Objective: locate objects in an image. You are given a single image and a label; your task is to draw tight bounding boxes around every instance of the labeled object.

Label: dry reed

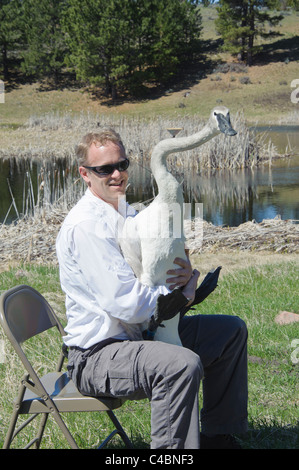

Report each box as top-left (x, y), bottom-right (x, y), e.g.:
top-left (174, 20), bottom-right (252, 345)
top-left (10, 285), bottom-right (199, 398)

top-left (0, 110), bottom-right (283, 168)
top-left (0, 109), bottom-right (286, 225)
top-left (1, 209), bottom-right (298, 270)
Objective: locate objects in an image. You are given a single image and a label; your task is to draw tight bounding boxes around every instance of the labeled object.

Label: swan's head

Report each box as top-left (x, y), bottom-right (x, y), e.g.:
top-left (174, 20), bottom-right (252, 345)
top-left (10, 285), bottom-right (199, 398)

top-left (210, 106), bottom-right (237, 136)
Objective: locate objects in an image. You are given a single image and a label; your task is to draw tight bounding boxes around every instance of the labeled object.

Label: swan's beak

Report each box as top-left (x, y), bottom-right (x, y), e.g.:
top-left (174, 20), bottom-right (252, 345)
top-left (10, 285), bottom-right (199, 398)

top-left (216, 113), bottom-right (237, 136)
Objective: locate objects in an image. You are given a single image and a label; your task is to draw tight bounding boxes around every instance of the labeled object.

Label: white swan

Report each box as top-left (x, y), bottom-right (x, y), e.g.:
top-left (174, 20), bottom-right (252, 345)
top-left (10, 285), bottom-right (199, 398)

top-left (119, 106), bottom-right (236, 345)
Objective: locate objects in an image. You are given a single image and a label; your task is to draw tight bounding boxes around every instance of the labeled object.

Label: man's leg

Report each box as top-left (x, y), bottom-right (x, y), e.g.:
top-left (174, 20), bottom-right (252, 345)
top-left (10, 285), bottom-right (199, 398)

top-left (68, 339), bottom-right (203, 449)
top-left (179, 314), bottom-right (248, 436)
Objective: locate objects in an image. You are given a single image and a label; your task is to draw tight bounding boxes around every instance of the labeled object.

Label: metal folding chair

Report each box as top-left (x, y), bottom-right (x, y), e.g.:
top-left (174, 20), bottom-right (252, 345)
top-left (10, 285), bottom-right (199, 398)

top-left (0, 284), bottom-right (133, 449)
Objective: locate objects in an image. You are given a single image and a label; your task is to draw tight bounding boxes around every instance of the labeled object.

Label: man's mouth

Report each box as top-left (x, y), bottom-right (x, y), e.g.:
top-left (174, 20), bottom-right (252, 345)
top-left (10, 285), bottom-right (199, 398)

top-left (109, 180), bottom-right (124, 188)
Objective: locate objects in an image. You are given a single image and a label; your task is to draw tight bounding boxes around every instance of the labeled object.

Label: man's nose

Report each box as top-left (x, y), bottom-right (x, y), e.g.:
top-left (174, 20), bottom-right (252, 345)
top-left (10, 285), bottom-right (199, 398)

top-left (111, 168), bottom-right (122, 178)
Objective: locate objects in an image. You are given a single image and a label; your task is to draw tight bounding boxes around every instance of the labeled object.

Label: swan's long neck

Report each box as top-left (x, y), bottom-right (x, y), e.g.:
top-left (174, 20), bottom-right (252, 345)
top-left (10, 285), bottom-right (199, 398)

top-left (150, 122), bottom-right (219, 201)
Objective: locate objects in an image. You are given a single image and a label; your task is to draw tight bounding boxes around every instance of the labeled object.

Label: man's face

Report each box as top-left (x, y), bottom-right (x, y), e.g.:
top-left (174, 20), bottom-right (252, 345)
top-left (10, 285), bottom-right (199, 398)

top-left (79, 141), bottom-right (129, 210)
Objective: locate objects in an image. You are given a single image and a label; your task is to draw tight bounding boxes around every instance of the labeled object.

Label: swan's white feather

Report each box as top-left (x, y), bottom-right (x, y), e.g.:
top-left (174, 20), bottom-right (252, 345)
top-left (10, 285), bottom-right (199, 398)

top-left (119, 107), bottom-right (234, 345)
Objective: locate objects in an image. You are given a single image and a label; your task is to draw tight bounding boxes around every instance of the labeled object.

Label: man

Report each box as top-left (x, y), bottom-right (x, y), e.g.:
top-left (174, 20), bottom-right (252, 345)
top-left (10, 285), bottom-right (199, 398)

top-left (56, 129), bottom-right (248, 449)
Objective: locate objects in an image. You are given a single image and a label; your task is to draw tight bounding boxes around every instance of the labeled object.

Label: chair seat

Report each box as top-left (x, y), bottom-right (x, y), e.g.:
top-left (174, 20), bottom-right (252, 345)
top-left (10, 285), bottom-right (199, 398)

top-left (20, 372), bottom-right (125, 414)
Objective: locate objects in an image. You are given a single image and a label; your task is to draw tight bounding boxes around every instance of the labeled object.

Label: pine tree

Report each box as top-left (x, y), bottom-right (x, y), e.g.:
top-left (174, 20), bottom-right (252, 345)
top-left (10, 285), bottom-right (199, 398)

top-left (62, 0), bottom-right (202, 98)
top-left (145, 0), bottom-right (202, 81)
top-left (0, 0), bottom-right (24, 80)
top-left (215, 0), bottom-right (284, 65)
top-left (63, 0), bottom-right (135, 99)
top-left (21, 0), bottom-right (67, 84)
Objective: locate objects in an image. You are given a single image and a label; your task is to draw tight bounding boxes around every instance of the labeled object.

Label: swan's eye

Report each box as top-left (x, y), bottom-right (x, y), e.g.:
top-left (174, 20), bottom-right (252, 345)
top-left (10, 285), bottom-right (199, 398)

top-left (214, 112), bottom-right (217, 116)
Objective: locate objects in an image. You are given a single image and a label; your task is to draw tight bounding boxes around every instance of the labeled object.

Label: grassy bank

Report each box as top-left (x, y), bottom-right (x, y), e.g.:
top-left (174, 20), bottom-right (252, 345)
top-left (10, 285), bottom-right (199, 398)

top-left (0, 257), bottom-right (298, 449)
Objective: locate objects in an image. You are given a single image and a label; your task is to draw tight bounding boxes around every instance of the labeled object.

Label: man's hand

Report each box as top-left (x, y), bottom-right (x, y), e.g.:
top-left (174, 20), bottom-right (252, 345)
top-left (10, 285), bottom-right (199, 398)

top-left (166, 255), bottom-right (193, 290)
top-left (181, 269), bottom-right (200, 306)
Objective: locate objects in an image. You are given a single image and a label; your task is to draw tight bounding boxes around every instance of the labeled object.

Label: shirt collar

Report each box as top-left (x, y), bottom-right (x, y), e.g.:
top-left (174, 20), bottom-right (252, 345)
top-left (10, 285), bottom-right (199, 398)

top-left (85, 188), bottom-right (136, 219)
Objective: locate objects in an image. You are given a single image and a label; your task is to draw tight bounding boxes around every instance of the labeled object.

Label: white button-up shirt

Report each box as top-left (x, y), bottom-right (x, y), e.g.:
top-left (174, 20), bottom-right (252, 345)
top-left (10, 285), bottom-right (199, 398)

top-left (56, 189), bottom-right (169, 348)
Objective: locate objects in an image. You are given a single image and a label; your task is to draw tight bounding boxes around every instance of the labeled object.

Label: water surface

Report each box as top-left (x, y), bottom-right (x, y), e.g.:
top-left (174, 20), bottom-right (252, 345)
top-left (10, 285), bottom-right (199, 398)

top-left (1, 126), bottom-right (298, 226)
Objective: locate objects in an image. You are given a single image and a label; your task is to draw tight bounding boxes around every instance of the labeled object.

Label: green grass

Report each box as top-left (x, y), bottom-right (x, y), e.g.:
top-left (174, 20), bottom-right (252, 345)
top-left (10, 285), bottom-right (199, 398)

top-left (198, 261), bottom-right (299, 449)
top-left (0, 260), bottom-right (298, 449)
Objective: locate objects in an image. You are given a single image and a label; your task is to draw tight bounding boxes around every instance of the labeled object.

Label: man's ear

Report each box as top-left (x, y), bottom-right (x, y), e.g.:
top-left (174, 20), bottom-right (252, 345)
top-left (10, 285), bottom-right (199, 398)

top-left (79, 166), bottom-right (91, 185)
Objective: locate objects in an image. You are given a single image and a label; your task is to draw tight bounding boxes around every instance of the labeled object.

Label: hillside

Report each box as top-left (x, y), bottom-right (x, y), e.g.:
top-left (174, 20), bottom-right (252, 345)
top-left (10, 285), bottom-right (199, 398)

top-left (0, 7), bottom-right (298, 127)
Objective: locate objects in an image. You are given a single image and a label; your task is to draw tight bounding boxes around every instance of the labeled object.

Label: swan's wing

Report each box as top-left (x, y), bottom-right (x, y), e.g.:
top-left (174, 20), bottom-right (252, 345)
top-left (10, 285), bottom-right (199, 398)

top-left (118, 215), bottom-right (143, 279)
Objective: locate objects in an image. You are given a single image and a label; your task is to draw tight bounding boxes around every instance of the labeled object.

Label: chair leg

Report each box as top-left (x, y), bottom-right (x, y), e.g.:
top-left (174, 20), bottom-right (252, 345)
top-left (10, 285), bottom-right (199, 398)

top-left (34, 413), bottom-right (49, 449)
top-left (106, 410), bottom-right (134, 449)
top-left (50, 406), bottom-right (79, 449)
top-left (3, 375), bottom-right (28, 449)
top-left (3, 406), bottom-right (20, 449)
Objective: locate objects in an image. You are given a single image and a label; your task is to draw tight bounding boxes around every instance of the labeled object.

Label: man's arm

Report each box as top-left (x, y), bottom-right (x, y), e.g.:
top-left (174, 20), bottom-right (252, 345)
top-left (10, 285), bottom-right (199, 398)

top-left (72, 220), bottom-right (169, 325)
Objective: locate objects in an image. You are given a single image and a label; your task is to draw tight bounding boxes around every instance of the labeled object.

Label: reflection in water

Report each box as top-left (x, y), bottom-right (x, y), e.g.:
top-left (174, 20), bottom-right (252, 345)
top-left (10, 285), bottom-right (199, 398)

top-left (126, 155), bottom-right (299, 226)
top-left (0, 157), bottom-right (84, 225)
top-left (126, 126), bottom-right (299, 225)
top-left (1, 126), bottom-right (299, 226)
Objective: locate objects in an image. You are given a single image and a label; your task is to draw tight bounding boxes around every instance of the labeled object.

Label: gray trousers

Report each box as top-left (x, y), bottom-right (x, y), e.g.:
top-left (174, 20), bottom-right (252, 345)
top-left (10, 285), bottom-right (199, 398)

top-left (67, 314), bottom-right (248, 449)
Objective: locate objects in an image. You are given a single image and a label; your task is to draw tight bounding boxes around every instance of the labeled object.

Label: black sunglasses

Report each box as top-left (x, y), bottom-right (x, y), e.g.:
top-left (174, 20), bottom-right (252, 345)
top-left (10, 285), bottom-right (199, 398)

top-left (83, 158), bottom-right (130, 176)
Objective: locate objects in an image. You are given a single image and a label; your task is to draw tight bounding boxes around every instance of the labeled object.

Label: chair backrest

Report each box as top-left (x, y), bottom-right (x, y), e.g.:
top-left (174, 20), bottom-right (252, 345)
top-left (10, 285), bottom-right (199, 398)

top-left (0, 285), bottom-right (65, 378)
top-left (0, 285), bottom-right (65, 344)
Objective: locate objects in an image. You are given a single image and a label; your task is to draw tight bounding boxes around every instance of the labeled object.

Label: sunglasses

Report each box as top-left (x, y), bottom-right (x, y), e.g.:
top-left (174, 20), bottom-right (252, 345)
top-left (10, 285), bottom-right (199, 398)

top-left (83, 158), bottom-right (130, 176)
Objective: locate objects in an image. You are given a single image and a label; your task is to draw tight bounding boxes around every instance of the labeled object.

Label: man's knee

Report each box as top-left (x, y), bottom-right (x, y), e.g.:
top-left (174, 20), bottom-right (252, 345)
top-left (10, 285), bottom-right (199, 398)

top-left (233, 316), bottom-right (248, 342)
top-left (178, 348), bottom-right (204, 382)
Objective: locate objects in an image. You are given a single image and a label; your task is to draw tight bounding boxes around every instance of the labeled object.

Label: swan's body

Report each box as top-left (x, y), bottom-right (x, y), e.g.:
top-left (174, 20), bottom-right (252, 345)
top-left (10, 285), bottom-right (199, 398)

top-left (119, 106), bottom-right (236, 345)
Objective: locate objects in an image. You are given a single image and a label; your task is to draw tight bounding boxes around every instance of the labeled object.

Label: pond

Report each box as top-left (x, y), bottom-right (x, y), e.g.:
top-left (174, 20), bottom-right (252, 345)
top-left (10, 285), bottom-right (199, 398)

top-left (0, 126), bottom-right (298, 227)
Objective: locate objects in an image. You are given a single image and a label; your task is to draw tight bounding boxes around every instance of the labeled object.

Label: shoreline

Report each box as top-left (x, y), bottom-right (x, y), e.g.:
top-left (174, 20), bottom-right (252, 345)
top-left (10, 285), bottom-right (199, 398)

top-left (1, 211), bottom-right (298, 272)
top-left (0, 110), bottom-right (295, 165)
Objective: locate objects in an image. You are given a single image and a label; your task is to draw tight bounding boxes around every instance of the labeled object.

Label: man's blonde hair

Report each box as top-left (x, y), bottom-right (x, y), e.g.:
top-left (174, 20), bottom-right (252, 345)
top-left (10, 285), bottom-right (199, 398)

top-left (76, 129), bottom-right (125, 166)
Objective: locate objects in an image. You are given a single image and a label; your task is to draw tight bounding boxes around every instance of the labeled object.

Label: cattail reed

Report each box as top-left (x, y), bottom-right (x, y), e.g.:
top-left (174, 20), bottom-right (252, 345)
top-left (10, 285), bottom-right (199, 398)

top-left (0, 110), bottom-right (287, 224)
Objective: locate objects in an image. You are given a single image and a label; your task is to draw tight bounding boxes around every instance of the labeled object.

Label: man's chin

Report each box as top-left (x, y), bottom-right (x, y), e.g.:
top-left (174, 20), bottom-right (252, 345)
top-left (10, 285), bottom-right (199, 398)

top-left (106, 190), bottom-right (127, 208)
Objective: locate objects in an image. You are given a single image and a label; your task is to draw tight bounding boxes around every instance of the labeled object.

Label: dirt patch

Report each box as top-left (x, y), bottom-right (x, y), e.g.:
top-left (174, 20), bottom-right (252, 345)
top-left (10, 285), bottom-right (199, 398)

top-left (274, 311), bottom-right (299, 325)
top-left (190, 251), bottom-right (299, 276)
